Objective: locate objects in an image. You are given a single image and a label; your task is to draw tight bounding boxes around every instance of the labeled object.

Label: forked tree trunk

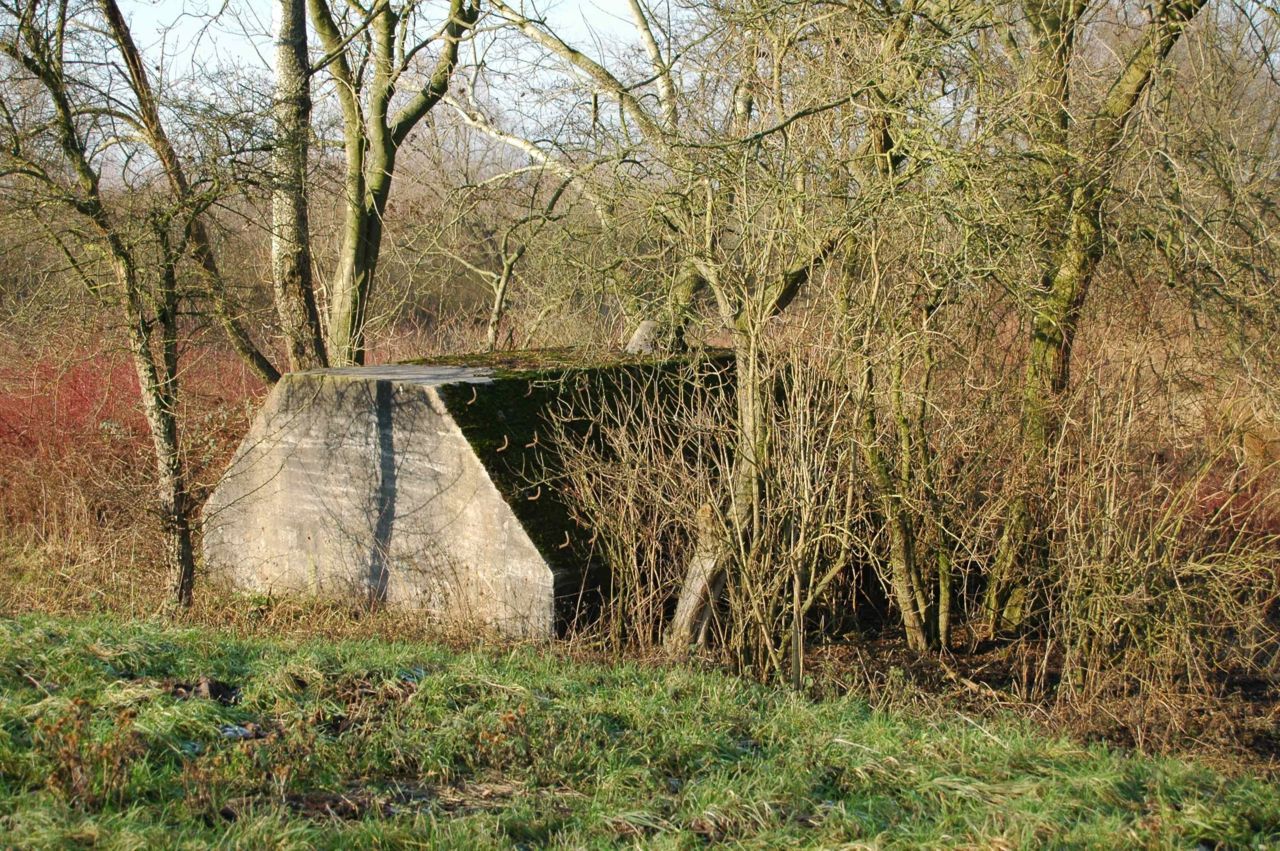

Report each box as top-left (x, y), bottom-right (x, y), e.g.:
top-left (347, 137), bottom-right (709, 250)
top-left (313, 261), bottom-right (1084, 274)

top-left (486, 248), bottom-right (525, 352)
top-left (100, 0), bottom-right (281, 384)
top-left (310, 0), bottom-right (476, 367)
top-left (17, 0), bottom-right (207, 607)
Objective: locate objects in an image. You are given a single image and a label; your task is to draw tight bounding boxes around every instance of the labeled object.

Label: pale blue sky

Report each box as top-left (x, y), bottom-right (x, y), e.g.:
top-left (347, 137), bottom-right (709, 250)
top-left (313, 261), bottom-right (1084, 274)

top-left (117, 0), bottom-right (639, 75)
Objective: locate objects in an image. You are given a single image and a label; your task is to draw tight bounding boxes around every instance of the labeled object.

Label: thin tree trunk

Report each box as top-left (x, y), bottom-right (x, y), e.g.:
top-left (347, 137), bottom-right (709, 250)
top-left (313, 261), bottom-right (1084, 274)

top-left (665, 342), bottom-right (763, 652)
top-left (110, 246), bottom-right (197, 607)
top-left (486, 251), bottom-right (522, 351)
top-left (986, 191), bottom-right (1100, 633)
top-left (856, 360), bottom-right (931, 652)
top-left (99, 0), bottom-right (281, 384)
top-left (663, 241), bottom-right (834, 652)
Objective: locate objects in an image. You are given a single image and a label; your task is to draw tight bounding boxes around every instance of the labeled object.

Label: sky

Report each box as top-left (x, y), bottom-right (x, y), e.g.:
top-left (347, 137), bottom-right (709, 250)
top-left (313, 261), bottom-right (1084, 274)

top-left (117, 0), bottom-right (639, 76)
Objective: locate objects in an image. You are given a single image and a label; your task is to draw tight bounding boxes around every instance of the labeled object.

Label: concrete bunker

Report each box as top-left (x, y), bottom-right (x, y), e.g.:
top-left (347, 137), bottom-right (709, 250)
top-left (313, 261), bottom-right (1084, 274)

top-left (202, 352), bottom-right (730, 638)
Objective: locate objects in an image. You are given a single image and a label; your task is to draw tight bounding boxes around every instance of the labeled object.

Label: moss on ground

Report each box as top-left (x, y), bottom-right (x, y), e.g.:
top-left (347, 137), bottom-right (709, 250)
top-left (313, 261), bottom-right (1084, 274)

top-left (1, 614), bottom-right (1278, 849)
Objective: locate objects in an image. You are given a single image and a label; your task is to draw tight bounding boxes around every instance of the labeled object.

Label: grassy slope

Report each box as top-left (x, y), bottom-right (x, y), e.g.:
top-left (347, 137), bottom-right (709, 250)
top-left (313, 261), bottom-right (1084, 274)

top-left (0, 616), bottom-right (1276, 850)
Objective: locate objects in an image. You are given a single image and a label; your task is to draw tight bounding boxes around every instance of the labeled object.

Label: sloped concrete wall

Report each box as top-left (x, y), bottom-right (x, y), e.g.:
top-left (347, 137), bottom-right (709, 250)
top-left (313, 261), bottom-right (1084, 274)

top-left (202, 366), bottom-right (556, 638)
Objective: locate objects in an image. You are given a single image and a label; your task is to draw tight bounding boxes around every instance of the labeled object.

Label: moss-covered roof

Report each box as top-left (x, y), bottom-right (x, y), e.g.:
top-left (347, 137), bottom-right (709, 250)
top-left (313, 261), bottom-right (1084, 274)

top-left (398, 346), bottom-right (732, 379)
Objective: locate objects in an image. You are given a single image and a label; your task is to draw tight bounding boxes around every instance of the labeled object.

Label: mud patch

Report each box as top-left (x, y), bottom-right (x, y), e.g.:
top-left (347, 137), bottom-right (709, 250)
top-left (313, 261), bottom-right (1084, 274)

top-left (168, 676), bottom-right (240, 705)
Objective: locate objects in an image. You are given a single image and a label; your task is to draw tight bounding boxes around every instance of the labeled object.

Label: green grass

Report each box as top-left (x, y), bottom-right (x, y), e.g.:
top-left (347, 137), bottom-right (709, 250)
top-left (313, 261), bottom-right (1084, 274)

top-left (0, 615), bottom-right (1277, 849)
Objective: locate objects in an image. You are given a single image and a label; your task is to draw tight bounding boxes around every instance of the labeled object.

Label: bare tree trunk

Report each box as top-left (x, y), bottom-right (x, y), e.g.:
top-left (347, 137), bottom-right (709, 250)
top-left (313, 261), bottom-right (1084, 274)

top-left (271, 0), bottom-right (327, 371)
top-left (666, 340), bottom-right (764, 652)
top-left (23, 4), bottom-right (201, 605)
top-left (486, 250), bottom-right (524, 351)
top-left (665, 502), bottom-right (732, 650)
top-left (985, 189), bottom-right (1100, 632)
top-left (327, 176), bottom-right (391, 366)
top-left (318, 3), bottom-right (394, 368)
top-left (663, 239), bottom-right (835, 652)
top-left (108, 242), bottom-right (197, 607)
top-left (987, 0), bottom-right (1210, 633)
top-left (134, 357), bottom-right (196, 608)
top-left (855, 357), bottom-right (933, 652)
top-left (99, 0), bottom-right (281, 384)
top-left (623, 256), bottom-right (709, 354)
top-left (15, 4), bottom-right (203, 606)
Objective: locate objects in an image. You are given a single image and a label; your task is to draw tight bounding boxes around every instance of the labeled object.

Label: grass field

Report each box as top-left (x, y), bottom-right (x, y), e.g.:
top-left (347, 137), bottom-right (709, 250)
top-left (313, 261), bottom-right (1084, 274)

top-left (1, 615), bottom-right (1277, 849)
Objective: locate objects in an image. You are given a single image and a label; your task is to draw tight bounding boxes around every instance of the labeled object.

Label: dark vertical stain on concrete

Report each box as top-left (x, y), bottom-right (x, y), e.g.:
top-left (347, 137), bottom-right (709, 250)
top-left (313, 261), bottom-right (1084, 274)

top-left (369, 380), bottom-right (396, 603)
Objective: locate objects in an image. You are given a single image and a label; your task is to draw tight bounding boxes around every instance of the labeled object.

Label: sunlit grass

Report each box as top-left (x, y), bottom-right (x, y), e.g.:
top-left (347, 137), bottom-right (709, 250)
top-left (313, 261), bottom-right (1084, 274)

top-left (1, 614), bottom-right (1277, 849)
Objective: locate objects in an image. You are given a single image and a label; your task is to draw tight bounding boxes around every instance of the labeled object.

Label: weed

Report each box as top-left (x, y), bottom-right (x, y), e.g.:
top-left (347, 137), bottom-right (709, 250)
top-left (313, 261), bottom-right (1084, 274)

top-left (32, 699), bottom-right (144, 811)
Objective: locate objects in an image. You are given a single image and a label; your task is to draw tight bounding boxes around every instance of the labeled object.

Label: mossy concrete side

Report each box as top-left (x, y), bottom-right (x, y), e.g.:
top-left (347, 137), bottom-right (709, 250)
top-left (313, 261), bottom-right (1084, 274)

top-left (440, 350), bottom-right (737, 618)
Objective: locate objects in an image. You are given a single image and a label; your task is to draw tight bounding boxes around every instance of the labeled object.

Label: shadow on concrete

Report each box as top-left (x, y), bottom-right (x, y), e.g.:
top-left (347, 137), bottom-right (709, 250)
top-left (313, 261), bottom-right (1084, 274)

top-left (368, 380), bottom-right (396, 605)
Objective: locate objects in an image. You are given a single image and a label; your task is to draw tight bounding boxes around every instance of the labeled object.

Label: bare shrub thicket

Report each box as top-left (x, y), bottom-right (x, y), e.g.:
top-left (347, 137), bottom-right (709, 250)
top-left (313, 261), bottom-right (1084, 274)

top-left (516, 0), bottom-right (1280, 733)
top-left (550, 360), bottom-right (734, 652)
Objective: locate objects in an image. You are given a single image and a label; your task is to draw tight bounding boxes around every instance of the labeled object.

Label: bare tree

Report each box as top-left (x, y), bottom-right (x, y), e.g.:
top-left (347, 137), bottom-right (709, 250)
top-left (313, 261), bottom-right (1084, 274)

top-left (985, 0), bottom-right (1215, 633)
top-left (99, 0), bottom-right (282, 385)
top-left (0, 0), bottom-right (215, 603)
